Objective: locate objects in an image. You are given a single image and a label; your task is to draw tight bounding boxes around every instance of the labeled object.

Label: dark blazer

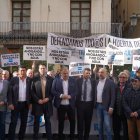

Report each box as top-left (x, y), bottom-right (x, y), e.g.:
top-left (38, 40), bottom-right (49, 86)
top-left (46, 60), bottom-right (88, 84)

top-left (76, 77), bottom-right (96, 104)
top-left (95, 78), bottom-right (116, 110)
top-left (7, 77), bottom-right (31, 106)
top-left (0, 80), bottom-right (9, 111)
top-left (51, 77), bottom-right (76, 109)
top-left (123, 88), bottom-right (140, 119)
top-left (31, 74), bottom-right (53, 116)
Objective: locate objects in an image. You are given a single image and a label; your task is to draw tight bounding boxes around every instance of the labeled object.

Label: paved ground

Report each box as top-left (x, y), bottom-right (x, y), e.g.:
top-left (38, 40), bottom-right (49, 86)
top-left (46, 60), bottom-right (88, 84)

top-left (6, 134), bottom-right (100, 140)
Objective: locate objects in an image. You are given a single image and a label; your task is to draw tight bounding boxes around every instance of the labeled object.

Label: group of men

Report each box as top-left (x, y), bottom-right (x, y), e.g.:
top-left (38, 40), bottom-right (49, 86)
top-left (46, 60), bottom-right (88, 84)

top-left (0, 64), bottom-right (140, 140)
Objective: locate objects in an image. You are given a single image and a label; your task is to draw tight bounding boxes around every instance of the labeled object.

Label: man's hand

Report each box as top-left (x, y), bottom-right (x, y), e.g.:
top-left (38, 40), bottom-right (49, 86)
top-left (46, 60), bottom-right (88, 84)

top-left (67, 95), bottom-right (71, 99)
top-left (42, 98), bottom-right (49, 103)
top-left (38, 99), bottom-right (44, 104)
top-left (130, 112), bottom-right (135, 117)
top-left (108, 108), bottom-right (113, 115)
top-left (8, 104), bottom-right (14, 110)
top-left (61, 94), bottom-right (69, 99)
top-left (133, 112), bottom-right (139, 118)
top-left (0, 101), bottom-right (5, 106)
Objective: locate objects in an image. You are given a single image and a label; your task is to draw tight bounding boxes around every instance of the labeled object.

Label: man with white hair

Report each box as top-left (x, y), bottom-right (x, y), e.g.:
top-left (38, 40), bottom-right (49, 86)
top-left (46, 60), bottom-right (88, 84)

top-left (26, 69), bottom-right (33, 78)
top-left (2, 70), bottom-right (9, 80)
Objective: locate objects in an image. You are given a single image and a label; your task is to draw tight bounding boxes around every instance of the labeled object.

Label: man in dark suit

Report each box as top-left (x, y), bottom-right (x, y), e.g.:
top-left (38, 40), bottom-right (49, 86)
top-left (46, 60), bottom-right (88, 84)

top-left (7, 65), bottom-right (32, 140)
top-left (31, 64), bottom-right (53, 140)
top-left (76, 68), bottom-right (96, 140)
top-left (0, 70), bottom-right (9, 140)
top-left (52, 67), bottom-right (76, 140)
top-left (95, 68), bottom-right (115, 140)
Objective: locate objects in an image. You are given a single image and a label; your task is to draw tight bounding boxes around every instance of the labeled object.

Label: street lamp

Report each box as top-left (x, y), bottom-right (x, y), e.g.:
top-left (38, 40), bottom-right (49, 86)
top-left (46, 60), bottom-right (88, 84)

top-left (130, 13), bottom-right (140, 26)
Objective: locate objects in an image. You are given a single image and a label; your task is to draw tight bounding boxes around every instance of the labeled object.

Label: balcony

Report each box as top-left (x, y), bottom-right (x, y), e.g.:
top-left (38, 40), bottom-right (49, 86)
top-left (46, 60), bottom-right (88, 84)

top-left (0, 22), bottom-right (122, 45)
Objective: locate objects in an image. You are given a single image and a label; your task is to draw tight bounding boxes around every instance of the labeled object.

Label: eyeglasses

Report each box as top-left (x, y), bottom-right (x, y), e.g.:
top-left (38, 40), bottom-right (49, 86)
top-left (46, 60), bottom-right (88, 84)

top-left (119, 77), bottom-right (126, 79)
top-left (131, 79), bottom-right (139, 83)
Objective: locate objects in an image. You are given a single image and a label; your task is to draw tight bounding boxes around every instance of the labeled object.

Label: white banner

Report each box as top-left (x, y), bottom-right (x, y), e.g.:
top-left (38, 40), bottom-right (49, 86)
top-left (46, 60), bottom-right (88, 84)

top-left (1, 53), bottom-right (20, 67)
top-left (69, 62), bottom-right (91, 76)
top-left (47, 48), bottom-right (71, 65)
top-left (47, 33), bottom-right (140, 65)
top-left (23, 45), bottom-right (46, 60)
top-left (85, 48), bottom-right (107, 65)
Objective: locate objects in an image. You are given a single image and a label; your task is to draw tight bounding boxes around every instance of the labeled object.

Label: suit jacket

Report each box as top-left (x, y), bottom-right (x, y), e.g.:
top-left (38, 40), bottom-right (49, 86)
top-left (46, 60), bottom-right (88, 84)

top-left (7, 77), bottom-right (32, 106)
top-left (76, 77), bottom-right (96, 105)
top-left (31, 74), bottom-right (53, 116)
top-left (0, 80), bottom-right (9, 111)
top-left (51, 77), bottom-right (76, 109)
top-left (95, 78), bottom-right (115, 110)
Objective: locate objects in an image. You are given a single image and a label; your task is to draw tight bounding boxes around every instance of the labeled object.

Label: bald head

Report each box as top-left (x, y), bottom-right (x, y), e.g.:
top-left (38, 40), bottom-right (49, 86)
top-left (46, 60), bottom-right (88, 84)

top-left (98, 68), bottom-right (107, 79)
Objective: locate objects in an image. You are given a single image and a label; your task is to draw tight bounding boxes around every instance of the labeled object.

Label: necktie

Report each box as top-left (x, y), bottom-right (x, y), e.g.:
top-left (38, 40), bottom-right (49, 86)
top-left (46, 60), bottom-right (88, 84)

top-left (83, 79), bottom-right (87, 101)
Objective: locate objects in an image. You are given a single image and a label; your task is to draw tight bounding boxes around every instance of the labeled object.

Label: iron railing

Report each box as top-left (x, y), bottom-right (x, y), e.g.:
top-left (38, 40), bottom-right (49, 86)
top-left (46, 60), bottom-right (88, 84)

top-left (0, 22), bottom-right (122, 45)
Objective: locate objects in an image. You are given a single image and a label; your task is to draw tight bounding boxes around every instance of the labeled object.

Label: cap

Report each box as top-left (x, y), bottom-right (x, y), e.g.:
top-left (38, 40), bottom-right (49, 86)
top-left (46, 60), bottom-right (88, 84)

top-left (134, 76), bottom-right (140, 81)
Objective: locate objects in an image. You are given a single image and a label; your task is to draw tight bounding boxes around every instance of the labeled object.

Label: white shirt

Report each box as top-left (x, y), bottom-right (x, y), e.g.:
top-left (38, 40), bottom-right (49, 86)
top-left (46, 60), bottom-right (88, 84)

top-left (0, 80), bottom-right (3, 94)
top-left (97, 78), bottom-right (106, 103)
top-left (60, 79), bottom-right (69, 105)
top-left (18, 78), bottom-right (26, 101)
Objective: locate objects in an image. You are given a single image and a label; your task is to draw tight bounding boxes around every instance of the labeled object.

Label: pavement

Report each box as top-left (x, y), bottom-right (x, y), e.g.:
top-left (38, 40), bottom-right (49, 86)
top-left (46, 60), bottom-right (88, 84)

top-left (6, 134), bottom-right (100, 140)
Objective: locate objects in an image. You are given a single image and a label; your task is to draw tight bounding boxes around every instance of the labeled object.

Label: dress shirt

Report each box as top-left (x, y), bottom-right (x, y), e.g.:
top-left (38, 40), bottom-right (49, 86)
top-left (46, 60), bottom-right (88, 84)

top-left (81, 78), bottom-right (92, 101)
top-left (18, 78), bottom-right (26, 101)
top-left (97, 78), bottom-right (106, 103)
top-left (41, 76), bottom-right (46, 99)
top-left (60, 79), bottom-right (69, 105)
top-left (0, 79), bottom-right (3, 94)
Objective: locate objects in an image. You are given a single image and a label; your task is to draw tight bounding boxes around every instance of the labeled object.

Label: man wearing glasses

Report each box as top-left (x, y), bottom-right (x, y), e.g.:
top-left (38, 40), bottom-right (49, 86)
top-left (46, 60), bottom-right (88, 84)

top-left (123, 76), bottom-right (140, 140)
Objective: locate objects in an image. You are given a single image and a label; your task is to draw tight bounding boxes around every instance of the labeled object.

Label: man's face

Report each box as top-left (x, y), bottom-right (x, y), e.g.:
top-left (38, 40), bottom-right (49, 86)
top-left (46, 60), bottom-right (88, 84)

top-left (27, 70), bottom-right (33, 78)
top-left (83, 70), bottom-right (91, 79)
top-left (18, 68), bottom-right (26, 78)
top-left (39, 65), bottom-right (46, 75)
top-left (61, 69), bottom-right (69, 80)
top-left (98, 68), bottom-right (106, 79)
top-left (131, 79), bottom-right (140, 89)
top-left (2, 71), bottom-right (9, 80)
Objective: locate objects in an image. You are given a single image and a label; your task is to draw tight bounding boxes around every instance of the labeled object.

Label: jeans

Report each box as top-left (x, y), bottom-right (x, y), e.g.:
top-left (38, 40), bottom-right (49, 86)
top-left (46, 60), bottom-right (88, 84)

top-left (96, 103), bottom-right (112, 140)
top-left (0, 111), bottom-right (6, 140)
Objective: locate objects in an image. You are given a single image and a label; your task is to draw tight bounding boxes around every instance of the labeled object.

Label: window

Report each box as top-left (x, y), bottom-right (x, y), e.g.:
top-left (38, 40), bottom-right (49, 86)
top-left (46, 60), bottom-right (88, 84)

top-left (12, 1), bottom-right (30, 30)
top-left (71, 0), bottom-right (91, 31)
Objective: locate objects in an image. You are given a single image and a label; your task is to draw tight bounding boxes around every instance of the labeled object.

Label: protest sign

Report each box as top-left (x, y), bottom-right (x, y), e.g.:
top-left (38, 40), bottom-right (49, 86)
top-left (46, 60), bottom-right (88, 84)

top-left (47, 48), bottom-right (71, 65)
top-left (107, 43), bottom-right (124, 65)
top-left (69, 62), bottom-right (91, 76)
top-left (23, 45), bottom-right (46, 60)
top-left (84, 48), bottom-right (107, 65)
top-left (132, 55), bottom-right (140, 71)
top-left (1, 53), bottom-right (20, 67)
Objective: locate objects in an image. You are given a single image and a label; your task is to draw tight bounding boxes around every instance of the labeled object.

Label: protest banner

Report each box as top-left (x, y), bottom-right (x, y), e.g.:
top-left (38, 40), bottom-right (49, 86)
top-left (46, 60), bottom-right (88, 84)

top-left (47, 48), bottom-right (71, 65)
top-left (69, 62), bottom-right (91, 76)
top-left (84, 48), bottom-right (108, 65)
top-left (1, 53), bottom-right (20, 67)
top-left (107, 43), bottom-right (124, 65)
top-left (23, 45), bottom-right (46, 60)
top-left (132, 55), bottom-right (140, 71)
top-left (47, 33), bottom-right (85, 64)
top-left (47, 33), bottom-right (140, 66)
